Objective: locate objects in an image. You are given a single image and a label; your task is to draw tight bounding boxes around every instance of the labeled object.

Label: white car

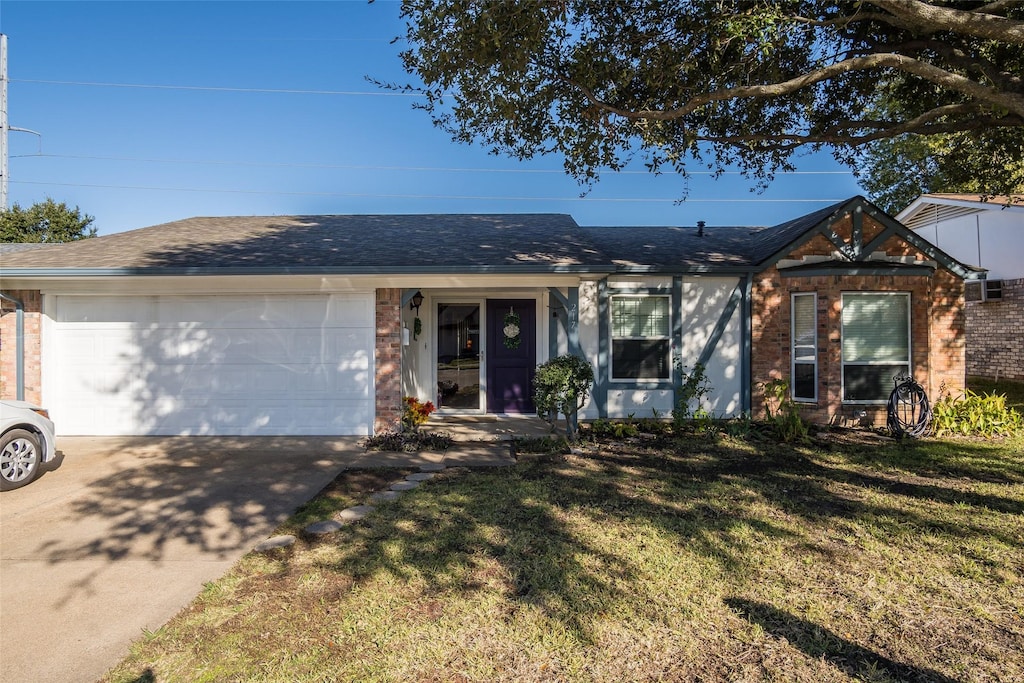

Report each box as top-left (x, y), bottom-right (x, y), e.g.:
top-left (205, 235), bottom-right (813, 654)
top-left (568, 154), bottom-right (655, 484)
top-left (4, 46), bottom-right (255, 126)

top-left (1, 400), bottom-right (57, 491)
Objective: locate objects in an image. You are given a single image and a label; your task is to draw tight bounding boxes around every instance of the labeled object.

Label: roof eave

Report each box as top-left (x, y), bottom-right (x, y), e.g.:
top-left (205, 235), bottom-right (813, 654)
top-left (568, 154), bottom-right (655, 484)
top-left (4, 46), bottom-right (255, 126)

top-left (0, 264), bottom-right (619, 278)
top-left (612, 264), bottom-right (757, 275)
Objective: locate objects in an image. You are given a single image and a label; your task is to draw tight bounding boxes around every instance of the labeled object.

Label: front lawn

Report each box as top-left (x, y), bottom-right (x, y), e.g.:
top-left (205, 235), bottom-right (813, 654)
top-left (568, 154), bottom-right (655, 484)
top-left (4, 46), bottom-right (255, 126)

top-left (104, 430), bottom-right (1024, 682)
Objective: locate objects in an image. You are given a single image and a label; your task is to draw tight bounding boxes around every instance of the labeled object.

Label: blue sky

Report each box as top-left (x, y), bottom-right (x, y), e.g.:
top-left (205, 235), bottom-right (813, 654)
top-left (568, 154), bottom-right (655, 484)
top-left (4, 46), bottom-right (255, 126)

top-left (1, 0), bottom-right (864, 236)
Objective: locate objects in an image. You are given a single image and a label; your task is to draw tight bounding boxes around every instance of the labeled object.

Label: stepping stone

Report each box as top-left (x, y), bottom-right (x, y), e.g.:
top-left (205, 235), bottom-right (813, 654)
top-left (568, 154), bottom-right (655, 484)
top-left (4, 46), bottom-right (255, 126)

top-left (338, 505), bottom-right (374, 523)
top-left (406, 472), bottom-right (436, 482)
top-left (370, 489), bottom-right (402, 502)
top-left (390, 480), bottom-right (420, 491)
top-left (253, 535), bottom-right (296, 551)
top-left (419, 463), bottom-right (446, 472)
top-left (304, 519), bottom-right (343, 535)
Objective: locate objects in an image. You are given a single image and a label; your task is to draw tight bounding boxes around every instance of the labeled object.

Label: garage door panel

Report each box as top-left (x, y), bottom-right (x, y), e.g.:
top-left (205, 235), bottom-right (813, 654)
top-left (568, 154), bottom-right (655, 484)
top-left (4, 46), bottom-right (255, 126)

top-left (50, 294), bottom-right (375, 436)
top-left (57, 296), bottom-right (157, 323)
top-left (57, 328), bottom-right (142, 364)
top-left (140, 328), bottom-right (372, 365)
top-left (156, 295), bottom-right (371, 328)
top-left (135, 360), bottom-right (370, 398)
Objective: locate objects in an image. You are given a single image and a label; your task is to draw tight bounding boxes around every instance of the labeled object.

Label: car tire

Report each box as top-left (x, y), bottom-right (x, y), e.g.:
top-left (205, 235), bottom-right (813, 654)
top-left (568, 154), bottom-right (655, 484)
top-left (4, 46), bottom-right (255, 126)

top-left (0, 429), bottom-right (42, 491)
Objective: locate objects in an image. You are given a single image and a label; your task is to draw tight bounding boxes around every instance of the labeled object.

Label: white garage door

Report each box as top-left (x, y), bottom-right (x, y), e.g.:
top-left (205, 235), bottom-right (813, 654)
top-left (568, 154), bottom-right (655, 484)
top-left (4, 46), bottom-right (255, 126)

top-left (49, 294), bottom-right (374, 436)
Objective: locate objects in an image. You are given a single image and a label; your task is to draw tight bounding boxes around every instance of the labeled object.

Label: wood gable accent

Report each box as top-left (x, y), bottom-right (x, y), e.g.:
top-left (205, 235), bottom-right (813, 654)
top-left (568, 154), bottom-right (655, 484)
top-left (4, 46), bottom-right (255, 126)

top-left (758, 196), bottom-right (978, 280)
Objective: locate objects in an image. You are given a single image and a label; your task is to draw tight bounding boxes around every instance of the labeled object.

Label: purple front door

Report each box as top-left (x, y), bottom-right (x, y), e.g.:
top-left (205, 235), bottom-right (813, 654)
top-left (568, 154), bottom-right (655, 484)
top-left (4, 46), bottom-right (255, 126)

top-left (486, 299), bottom-right (536, 413)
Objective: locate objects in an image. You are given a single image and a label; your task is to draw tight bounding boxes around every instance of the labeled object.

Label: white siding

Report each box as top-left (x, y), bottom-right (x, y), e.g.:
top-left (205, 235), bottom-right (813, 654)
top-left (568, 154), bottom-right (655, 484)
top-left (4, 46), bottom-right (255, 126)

top-left (906, 203), bottom-right (1024, 281)
top-left (677, 277), bottom-right (743, 418)
top-left (576, 276), bottom-right (744, 420)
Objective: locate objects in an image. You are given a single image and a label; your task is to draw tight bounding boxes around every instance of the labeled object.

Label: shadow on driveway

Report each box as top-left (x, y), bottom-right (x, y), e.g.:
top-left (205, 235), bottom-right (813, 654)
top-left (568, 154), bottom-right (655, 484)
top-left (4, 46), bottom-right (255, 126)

top-left (0, 436), bottom-right (369, 683)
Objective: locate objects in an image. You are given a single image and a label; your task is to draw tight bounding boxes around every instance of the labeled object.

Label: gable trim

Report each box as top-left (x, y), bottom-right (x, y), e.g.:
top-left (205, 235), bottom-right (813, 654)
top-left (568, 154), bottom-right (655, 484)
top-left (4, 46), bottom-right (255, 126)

top-left (756, 196), bottom-right (978, 280)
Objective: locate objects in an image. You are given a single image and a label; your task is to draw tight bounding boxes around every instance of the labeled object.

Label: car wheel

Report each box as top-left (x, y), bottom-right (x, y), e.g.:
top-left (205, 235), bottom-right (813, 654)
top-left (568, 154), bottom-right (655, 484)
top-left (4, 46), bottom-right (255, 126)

top-left (0, 429), bottom-right (42, 491)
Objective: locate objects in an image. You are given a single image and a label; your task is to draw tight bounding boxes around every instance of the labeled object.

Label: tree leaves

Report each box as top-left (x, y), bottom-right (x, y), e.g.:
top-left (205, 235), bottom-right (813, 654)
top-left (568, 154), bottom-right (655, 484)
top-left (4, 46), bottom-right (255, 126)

top-left (0, 198), bottom-right (97, 243)
top-left (393, 0), bottom-right (1024, 200)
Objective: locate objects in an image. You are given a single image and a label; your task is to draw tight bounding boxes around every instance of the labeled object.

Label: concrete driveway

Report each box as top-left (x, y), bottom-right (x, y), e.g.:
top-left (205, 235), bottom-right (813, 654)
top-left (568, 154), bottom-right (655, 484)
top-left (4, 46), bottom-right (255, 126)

top-left (0, 436), bottom-right (377, 683)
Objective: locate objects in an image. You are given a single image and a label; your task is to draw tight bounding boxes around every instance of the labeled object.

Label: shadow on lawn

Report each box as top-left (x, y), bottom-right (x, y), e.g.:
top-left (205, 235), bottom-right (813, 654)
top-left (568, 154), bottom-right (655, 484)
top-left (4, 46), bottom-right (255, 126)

top-left (286, 433), bottom-right (1024, 653)
top-left (725, 598), bottom-right (959, 683)
top-left (310, 457), bottom-right (654, 644)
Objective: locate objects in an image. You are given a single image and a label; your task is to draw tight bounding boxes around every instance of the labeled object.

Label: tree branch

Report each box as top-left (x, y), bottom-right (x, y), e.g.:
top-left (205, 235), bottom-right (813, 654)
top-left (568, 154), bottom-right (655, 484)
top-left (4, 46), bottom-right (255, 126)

top-left (572, 53), bottom-right (1024, 122)
top-left (694, 113), bottom-right (1023, 150)
top-left (865, 0), bottom-right (1024, 43)
top-left (883, 39), bottom-right (1022, 89)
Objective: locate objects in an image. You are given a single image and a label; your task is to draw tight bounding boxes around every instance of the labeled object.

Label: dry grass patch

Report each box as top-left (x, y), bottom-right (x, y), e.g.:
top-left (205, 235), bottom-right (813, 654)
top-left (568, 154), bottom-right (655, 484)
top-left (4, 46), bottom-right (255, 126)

top-left (104, 433), bottom-right (1024, 682)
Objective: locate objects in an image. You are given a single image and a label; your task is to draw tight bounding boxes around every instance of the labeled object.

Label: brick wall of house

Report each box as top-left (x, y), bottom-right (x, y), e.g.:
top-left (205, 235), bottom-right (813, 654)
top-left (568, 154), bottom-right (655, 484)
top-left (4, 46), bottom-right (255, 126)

top-left (374, 288), bottom-right (403, 434)
top-left (0, 290), bottom-right (43, 405)
top-left (750, 218), bottom-right (966, 427)
top-left (965, 277), bottom-right (1024, 381)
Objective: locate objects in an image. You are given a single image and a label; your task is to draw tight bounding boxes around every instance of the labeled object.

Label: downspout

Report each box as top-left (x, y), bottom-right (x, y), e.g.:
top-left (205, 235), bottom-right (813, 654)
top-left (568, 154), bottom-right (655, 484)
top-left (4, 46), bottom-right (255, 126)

top-left (0, 292), bottom-right (24, 400)
top-left (741, 273), bottom-right (753, 416)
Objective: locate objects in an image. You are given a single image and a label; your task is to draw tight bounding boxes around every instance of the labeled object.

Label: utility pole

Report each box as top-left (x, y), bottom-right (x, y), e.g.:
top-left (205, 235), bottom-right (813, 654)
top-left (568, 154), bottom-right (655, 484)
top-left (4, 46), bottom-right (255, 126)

top-left (1, 34), bottom-right (42, 210)
top-left (2, 33), bottom-right (10, 209)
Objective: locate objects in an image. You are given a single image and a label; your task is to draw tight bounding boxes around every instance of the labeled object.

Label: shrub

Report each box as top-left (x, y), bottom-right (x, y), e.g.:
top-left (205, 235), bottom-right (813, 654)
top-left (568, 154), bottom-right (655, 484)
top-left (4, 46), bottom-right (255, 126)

top-left (534, 354), bottom-right (594, 442)
top-left (588, 417), bottom-right (640, 439)
top-left (672, 363), bottom-right (712, 428)
top-left (932, 387), bottom-right (1024, 437)
top-left (759, 378), bottom-right (809, 443)
top-left (364, 429), bottom-right (453, 452)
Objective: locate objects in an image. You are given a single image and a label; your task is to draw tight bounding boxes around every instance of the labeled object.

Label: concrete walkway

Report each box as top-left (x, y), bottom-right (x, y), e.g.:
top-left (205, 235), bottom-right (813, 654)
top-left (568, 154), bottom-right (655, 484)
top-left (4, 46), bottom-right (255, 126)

top-left (0, 436), bottom-right (513, 683)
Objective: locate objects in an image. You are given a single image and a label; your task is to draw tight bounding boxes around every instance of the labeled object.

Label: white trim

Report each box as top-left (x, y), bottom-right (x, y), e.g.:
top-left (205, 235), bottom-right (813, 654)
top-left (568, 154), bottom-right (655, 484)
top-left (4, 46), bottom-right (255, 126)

top-left (609, 293), bottom-right (672, 382)
top-left (840, 292), bottom-right (912, 404)
top-left (791, 292), bottom-right (817, 403)
top-left (432, 297), bottom-right (486, 414)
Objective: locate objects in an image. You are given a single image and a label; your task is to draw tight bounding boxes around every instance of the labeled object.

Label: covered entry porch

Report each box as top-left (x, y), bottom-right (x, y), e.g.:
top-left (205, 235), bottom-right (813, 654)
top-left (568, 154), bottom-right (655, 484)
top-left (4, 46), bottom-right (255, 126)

top-left (398, 279), bottom-right (583, 419)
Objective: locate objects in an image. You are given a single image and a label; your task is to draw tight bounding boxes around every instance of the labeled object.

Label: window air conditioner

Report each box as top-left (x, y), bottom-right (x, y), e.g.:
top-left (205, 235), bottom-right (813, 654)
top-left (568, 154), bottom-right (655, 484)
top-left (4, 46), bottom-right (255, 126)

top-left (966, 280), bottom-right (1003, 302)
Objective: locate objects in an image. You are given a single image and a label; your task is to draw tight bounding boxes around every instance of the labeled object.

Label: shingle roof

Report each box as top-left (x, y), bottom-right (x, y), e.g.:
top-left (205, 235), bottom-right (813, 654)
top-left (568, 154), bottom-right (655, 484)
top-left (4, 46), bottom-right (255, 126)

top-left (0, 214), bottom-right (610, 272)
top-left (0, 242), bottom-right (56, 255)
top-left (579, 199), bottom-right (851, 270)
top-left (2, 197), bottom-right (937, 276)
top-left (579, 225), bottom-right (763, 268)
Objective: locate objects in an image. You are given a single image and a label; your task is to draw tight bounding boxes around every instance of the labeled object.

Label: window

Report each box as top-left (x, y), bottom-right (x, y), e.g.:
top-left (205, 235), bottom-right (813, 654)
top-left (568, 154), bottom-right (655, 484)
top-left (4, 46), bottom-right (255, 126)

top-left (791, 293), bottom-right (817, 401)
top-left (611, 295), bottom-right (671, 380)
top-left (841, 293), bottom-right (910, 402)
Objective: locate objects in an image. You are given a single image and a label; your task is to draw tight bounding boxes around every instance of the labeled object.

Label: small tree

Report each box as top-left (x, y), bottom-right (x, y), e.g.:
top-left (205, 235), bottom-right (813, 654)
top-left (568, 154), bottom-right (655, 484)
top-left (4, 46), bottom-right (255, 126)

top-left (0, 198), bottom-right (97, 243)
top-left (534, 355), bottom-right (594, 442)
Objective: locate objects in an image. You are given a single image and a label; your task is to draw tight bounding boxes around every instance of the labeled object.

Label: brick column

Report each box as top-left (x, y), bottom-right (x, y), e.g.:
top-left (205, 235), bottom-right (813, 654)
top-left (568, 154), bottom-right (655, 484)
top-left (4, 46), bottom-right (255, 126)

top-left (0, 290), bottom-right (43, 405)
top-left (374, 288), bottom-right (403, 434)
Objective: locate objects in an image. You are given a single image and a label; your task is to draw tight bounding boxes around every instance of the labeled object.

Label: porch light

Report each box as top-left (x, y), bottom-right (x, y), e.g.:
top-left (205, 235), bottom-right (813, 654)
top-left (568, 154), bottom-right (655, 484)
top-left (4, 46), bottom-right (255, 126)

top-left (410, 290), bottom-right (424, 313)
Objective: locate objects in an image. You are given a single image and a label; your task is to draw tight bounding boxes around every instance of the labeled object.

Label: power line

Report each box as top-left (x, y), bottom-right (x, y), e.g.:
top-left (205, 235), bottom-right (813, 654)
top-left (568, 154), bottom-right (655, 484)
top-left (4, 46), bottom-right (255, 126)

top-left (10, 79), bottom-right (422, 97)
top-left (12, 153), bottom-right (854, 176)
top-left (12, 180), bottom-right (846, 203)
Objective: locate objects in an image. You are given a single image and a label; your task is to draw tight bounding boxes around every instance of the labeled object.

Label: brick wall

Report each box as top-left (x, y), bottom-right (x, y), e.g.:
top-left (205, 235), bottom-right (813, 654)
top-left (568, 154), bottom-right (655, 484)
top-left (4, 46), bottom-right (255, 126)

top-left (965, 277), bottom-right (1024, 381)
top-left (374, 288), bottom-right (403, 434)
top-left (750, 219), bottom-right (966, 427)
top-left (0, 290), bottom-right (43, 405)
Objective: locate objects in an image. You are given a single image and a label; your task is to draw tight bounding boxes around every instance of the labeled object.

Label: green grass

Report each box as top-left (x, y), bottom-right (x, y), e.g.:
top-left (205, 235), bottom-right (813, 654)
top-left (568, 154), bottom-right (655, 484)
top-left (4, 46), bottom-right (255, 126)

top-left (103, 430), bottom-right (1024, 683)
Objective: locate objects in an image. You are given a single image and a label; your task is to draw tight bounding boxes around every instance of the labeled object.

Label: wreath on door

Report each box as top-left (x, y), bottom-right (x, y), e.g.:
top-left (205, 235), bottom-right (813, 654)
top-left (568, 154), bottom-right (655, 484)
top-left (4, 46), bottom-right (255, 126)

top-left (503, 308), bottom-right (522, 349)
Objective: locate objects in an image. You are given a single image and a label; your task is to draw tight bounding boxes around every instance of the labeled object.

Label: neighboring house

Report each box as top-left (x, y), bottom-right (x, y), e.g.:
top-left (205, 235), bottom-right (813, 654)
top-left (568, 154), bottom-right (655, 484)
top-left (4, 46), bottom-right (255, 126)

top-left (0, 196), bottom-right (975, 437)
top-left (897, 194), bottom-right (1024, 381)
